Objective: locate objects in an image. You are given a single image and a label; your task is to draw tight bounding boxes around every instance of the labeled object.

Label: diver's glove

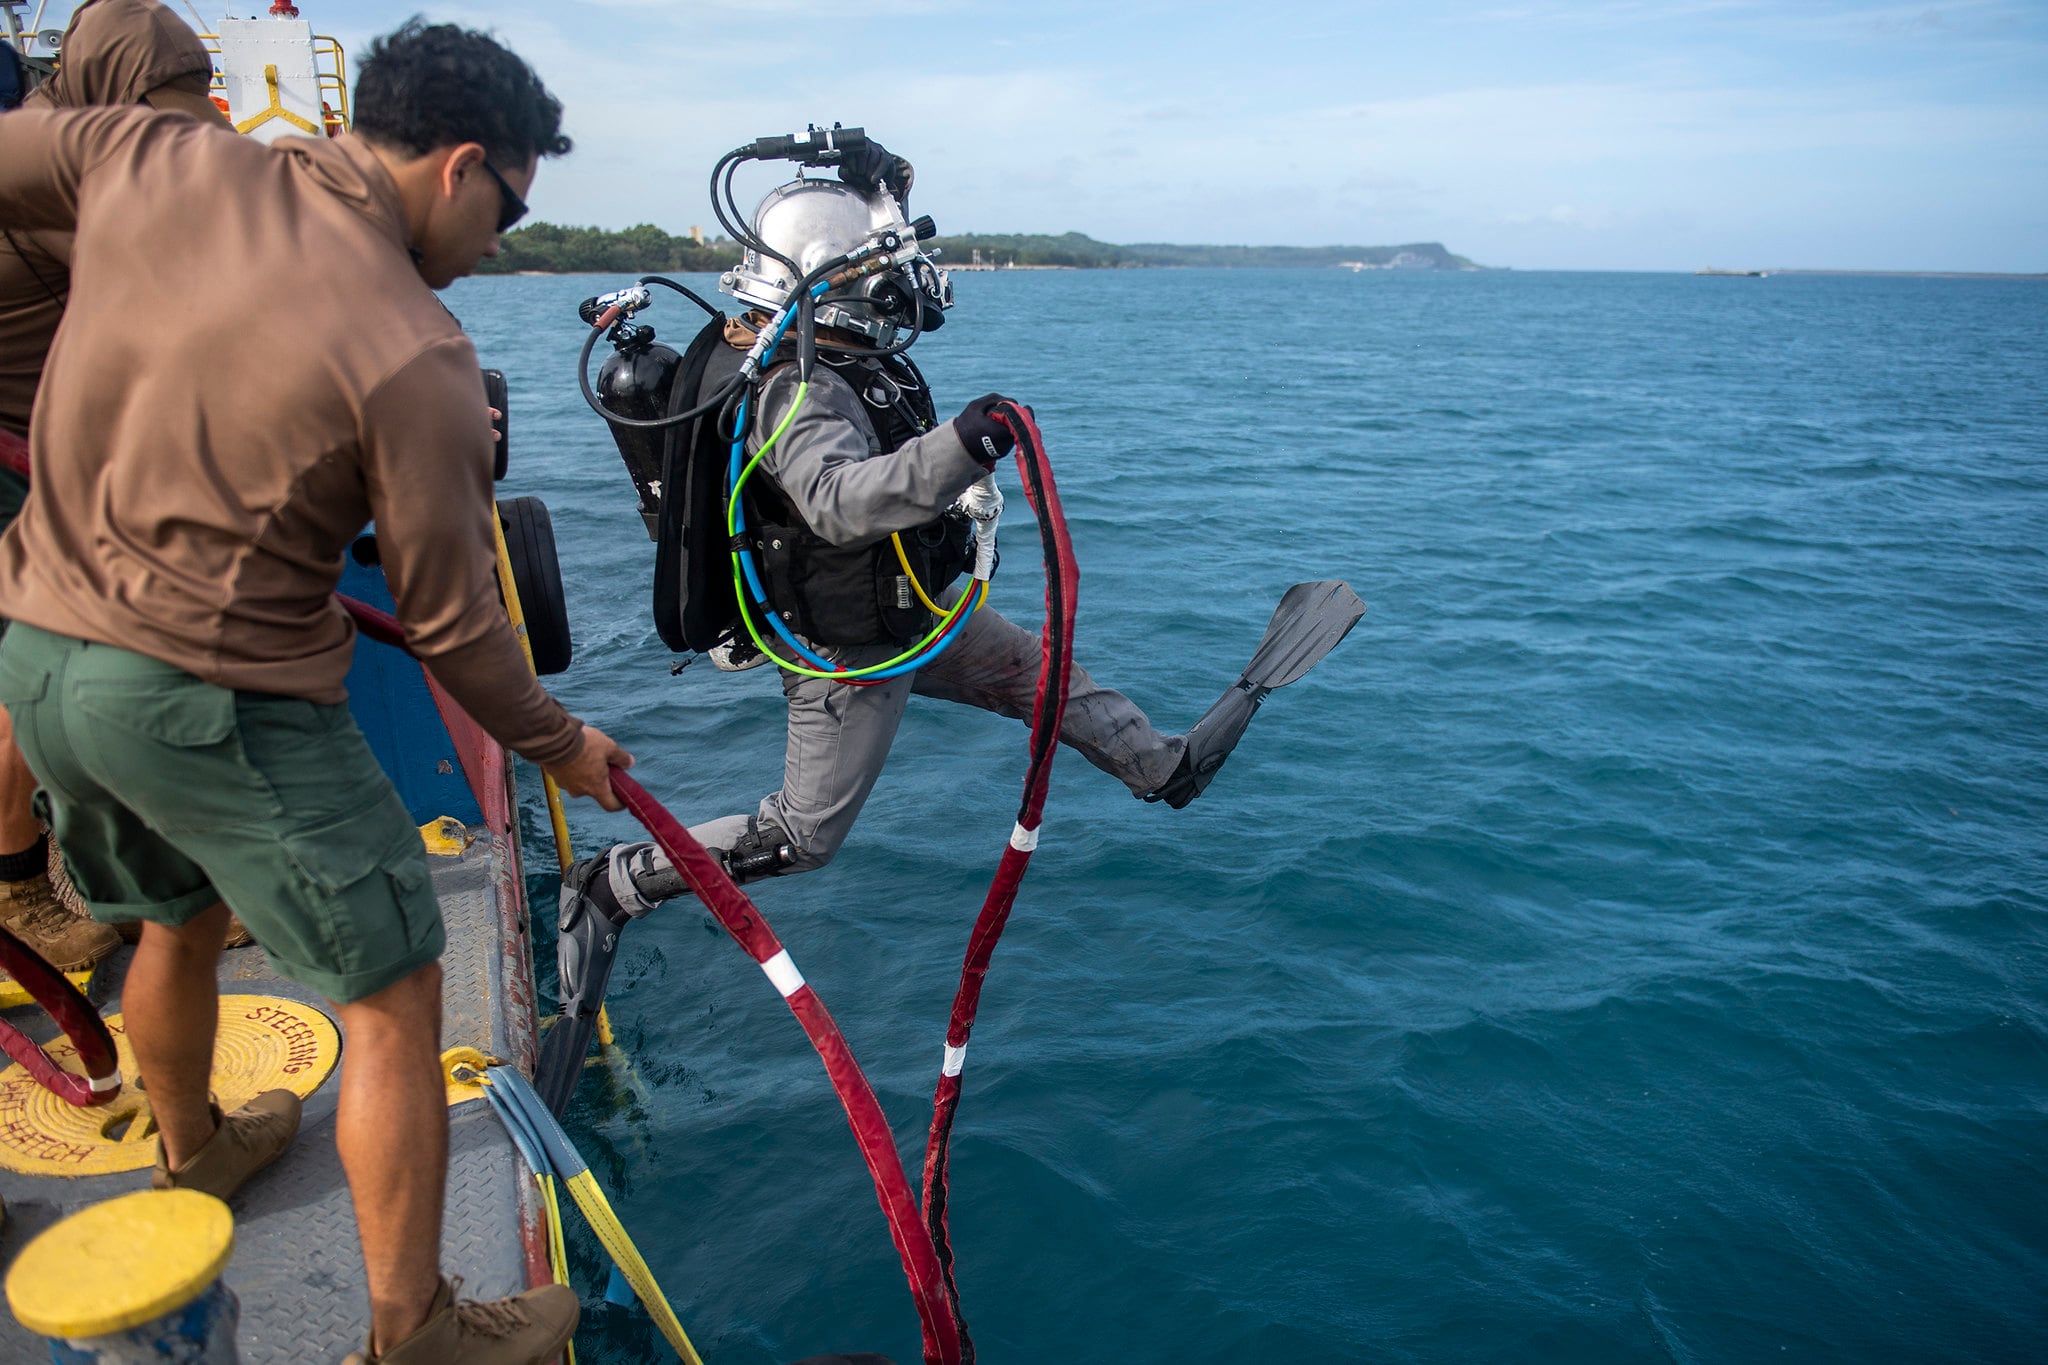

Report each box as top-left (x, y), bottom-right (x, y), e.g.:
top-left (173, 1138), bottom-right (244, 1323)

top-left (952, 394), bottom-right (1028, 468)
top-left (838, 139), bottom-right (915, 211)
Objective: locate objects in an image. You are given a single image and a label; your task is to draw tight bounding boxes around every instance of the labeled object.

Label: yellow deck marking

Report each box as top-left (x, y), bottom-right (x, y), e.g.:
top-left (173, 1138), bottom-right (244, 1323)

top-left (0, 996), bottom-right (339, 1177)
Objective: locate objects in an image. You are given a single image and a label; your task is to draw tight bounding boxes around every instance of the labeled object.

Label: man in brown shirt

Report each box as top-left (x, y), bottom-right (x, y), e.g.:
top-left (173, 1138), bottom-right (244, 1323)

top-left (0, 0), bottom-right (232, 982)
top-left (0, 20), bottom-right (623, 1365)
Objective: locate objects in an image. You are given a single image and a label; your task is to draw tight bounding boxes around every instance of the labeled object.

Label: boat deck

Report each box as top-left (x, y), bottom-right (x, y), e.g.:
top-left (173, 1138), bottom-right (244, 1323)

top-left (0, 550), bottom-right (549, 1360)
top-left (0, 833), bottom-right (542, 1361)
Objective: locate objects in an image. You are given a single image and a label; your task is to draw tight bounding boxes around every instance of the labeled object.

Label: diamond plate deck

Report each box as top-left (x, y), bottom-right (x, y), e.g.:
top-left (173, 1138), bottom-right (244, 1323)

top-left (0, 825), bottom-right (545, 1363)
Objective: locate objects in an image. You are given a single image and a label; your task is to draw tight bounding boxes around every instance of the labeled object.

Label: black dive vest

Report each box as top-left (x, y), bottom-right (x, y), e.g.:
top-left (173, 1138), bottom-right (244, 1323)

top-left (652, 320), bottom-right (971, 654)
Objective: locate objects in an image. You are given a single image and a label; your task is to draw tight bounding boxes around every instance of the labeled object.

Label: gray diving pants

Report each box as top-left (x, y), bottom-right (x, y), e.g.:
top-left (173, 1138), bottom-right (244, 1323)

top-left (687, 594), bottom-right (1186, 875)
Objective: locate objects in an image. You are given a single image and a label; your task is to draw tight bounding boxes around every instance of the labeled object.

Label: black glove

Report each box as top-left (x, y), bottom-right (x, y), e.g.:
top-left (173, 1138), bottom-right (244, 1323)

top-left (837, 138), bottom-right (914, 211)
top-left (952, 394), bottom-right (1028, 468)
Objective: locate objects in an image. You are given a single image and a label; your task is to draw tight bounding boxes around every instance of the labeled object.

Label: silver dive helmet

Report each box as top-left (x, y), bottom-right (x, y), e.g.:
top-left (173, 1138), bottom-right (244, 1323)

top-left (719, 176), bottom-right (952, 347)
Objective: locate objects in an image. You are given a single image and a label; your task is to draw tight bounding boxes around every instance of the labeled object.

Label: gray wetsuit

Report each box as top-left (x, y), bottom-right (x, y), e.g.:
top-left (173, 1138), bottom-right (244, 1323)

top-left (685, 359), bottom-right (1184, 875)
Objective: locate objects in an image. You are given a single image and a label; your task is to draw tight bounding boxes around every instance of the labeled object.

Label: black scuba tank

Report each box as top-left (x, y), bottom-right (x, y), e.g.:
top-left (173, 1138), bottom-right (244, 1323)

top-left (594, 324), bottom-right (681, 539)
top-left (652, 316), bottom-right (744, 655)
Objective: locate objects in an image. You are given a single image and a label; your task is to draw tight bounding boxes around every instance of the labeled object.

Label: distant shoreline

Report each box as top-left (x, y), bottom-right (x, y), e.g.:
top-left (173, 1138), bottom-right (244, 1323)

top-left (476, 225), bottom-right (1482, 275)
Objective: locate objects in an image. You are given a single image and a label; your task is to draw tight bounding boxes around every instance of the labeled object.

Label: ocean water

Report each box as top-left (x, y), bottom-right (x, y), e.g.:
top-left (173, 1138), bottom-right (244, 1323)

top-left (444, 268), bottom-right (2048, 1365)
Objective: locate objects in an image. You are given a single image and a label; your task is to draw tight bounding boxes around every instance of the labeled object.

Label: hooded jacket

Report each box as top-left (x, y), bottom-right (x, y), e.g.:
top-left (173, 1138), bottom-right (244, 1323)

top-left (0, 0), bottom-right (216, 436)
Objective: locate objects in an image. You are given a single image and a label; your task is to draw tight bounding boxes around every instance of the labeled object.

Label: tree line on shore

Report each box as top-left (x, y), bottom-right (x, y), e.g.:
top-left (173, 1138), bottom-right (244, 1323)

top-left (474, 223), bottom-right (1478, 274)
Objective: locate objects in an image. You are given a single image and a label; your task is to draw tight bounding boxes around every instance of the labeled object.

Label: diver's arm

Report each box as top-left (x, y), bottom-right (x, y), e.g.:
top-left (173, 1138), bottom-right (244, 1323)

top-left (756, 367), bottom-right (986, 546)
top-left (360, 337), bottom-right (585, 769)
top-left (0, 106), bottom-right (156, 231)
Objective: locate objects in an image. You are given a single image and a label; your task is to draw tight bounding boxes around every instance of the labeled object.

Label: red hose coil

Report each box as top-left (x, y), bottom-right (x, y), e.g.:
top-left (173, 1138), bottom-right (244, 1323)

top-left (0, 923), bottom-right (122, 1106)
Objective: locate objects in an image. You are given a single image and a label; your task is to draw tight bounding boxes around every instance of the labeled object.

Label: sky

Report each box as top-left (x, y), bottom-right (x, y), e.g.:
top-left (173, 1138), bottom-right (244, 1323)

top-left (40, 1), bottom-right (2048, 270)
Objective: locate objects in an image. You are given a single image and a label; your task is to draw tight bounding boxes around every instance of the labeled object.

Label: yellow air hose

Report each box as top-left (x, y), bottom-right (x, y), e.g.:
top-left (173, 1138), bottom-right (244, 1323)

top-left (479, 1065), bottom-right (706, 1365)
top-left (487, 516), bottom-right (588, 1360)
top-left (492, 512), bottom-right (612, 1049)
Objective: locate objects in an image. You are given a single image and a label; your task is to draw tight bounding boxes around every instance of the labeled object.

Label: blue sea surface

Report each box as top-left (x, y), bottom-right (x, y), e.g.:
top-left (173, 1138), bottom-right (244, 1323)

top-left (444, 268), bottom-right (2048, 1365)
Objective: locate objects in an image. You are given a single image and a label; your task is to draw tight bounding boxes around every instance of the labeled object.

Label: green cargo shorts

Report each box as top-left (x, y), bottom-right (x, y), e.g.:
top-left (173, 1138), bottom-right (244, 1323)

top-left (0, 466), bottom-right (26, 638)
top-left (0, 622), bottom-right (443, 1004)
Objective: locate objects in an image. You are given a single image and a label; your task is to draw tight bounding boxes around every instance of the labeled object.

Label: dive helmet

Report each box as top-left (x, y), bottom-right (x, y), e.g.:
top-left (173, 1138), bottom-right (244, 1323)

top-left (720, 178), bottom-right (952, 345)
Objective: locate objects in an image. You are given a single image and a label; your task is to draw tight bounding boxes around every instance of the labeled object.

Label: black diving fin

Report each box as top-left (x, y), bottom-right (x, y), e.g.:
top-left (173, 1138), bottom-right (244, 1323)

top-left (1146, 580), bottom-right (1366, 809)
top-left (534, 846), bottom-right (654, 1117)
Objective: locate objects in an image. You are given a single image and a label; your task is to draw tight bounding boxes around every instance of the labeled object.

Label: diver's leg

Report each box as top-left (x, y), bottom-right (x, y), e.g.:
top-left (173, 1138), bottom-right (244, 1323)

top-left (914, 595), bottom-right (1184, 796)
top-left (686, 641), bottom-right (915, 875)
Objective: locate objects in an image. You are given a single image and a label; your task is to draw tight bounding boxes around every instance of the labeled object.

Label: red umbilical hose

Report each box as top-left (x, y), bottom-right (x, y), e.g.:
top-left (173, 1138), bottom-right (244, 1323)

top-left (338, 593), bottom-right (966, 1364)
top-left (0, 923), bottom-right (122, 1107)
top-left (917, 405), bottom-right (1079, 1360)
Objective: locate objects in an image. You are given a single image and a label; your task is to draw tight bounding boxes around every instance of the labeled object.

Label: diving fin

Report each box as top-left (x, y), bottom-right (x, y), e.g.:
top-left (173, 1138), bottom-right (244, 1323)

top-left (534, 845), bottom-right (658, 1118)
top-left (1146, 580), bottom-right (1366, 809)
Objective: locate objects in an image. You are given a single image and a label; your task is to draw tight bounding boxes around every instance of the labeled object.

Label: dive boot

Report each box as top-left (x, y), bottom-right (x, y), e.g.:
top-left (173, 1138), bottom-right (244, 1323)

top-left (342, 1276), bottom-right (579, 1365)
top-left (152, 1090), bottom-right (302, 1200)
top-left (0, 872), bottom-right (119, 971)
top-left (533, 844), bottom-right (659, 1117)
top-left (1146, 580), bottom-right (1366, 809)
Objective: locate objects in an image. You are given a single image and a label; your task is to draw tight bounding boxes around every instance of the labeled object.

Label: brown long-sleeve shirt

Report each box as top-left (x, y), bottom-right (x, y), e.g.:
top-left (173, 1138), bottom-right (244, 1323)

top-left (0, 0), bottom-right (216, 437)
top-left (0, 105), bottom-right (583, 765)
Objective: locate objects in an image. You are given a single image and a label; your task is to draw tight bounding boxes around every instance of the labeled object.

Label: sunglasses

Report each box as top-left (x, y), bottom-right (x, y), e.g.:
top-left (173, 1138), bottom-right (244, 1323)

top-left (479, 159), bottom-right (529, 234)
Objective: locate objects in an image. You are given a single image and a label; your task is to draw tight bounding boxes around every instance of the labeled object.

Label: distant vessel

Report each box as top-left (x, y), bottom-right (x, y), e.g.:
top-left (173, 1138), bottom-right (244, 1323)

top-left (1697, 267), bottom-right (1770, 277)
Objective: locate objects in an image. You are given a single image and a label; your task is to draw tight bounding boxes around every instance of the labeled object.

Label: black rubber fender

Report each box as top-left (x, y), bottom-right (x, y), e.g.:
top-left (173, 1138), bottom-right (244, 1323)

top-left (496, 495), bottom-right (573, 675)
top-left (482, 368), bottom-right (510, 481)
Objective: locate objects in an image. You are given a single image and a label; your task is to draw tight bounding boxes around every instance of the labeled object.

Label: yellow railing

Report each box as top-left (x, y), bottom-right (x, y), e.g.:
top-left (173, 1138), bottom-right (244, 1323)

top-left (313, 35), bottom-right (348, 132)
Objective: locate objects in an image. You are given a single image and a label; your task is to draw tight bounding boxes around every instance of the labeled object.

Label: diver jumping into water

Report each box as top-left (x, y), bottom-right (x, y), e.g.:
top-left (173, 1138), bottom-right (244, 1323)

top-left (541, 130), bottom-right (1362, 1112)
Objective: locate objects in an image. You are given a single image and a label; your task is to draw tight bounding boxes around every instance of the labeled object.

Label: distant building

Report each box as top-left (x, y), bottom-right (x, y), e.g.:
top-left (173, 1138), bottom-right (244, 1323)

top-left (688, 225), bottom-right (705, 245)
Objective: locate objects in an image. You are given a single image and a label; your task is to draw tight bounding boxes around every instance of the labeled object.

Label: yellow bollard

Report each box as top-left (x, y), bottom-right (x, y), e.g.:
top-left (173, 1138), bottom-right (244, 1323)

top-left (6, 1188), bottom-right (239, 1361)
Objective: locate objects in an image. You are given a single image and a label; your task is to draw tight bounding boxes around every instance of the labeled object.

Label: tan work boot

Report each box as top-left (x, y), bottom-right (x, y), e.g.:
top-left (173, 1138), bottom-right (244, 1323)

top-left (0, 872), bottom-right (120, 971)
top-left (341, 1277), bottom-right (580, 1365)
top-left (152, 1090), bottom-right (302, 1200)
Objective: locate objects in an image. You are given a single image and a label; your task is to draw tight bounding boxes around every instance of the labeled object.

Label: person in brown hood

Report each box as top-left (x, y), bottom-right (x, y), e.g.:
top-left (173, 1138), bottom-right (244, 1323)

top-left (0, 18), bottom-right (628, 1365)
top-left (0, 0), bottom-right (230, 981)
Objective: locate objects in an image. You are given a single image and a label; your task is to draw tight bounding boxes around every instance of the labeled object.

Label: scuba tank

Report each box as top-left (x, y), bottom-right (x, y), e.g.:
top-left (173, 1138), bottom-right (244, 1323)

top-left (593, 323), bottom-right (681, 539)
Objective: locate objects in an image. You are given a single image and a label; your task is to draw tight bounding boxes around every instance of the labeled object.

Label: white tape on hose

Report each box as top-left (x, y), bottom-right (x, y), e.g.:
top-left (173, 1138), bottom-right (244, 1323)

top-left (943, 1044), bottom-right (967, 1078)
top-left (760, 949), bottom-right (805, 998)
top-left (1009, 823), bottom-right (1040, 852)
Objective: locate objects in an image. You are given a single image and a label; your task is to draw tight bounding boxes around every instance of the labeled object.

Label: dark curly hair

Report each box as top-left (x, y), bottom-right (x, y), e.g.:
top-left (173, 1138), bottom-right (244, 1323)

top-left (352, 18), bottom-right (570, 167)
